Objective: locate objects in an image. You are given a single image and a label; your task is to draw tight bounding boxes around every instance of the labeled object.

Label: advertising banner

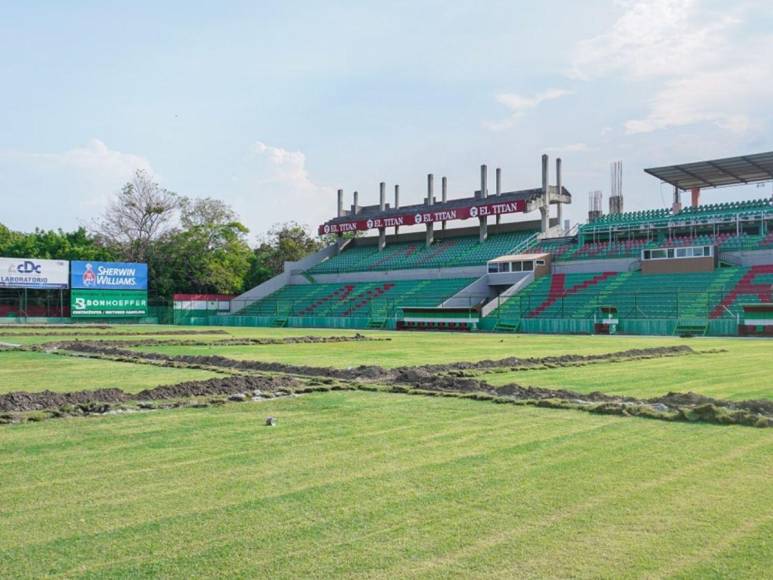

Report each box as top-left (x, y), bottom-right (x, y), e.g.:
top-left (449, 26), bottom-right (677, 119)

top-left (71, 261), bottom-right (148, 290)
top-left (71, 289), bottom-right (148, 317)
top-left (318, 199), bottom-right (527, 235)
top-left (0, 257), bottom-right (69, 289)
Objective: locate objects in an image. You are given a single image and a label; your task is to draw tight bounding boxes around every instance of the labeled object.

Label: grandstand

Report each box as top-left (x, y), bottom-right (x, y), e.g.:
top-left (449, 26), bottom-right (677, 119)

top-left (309, 230), bottom-right (537, 274)
top-left (221, 152), bottom-right (773, 337)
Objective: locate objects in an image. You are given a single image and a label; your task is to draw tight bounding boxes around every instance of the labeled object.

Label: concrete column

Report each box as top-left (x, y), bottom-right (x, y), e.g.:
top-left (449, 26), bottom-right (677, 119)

top-left (426, 174), bottom-right (434, 247)
top-left (541, 154), bottom-right (549, 234)
top-left (353, 191), bottom-right (359, 214)
top-left (336, 188), bottom-right (344, 254)
top-left (556, 158), bottom-right (563, 231)
top-left (495, 167), bottom-right (501, 225)
top-left (394, 184), bottom-right (400, 235)
top-left (672, 186), bottom-right (682, 214)
top-left (378, 182), bottom-right (386, 251)
top-left (691, 187), bottom-right (701, 208)
top-left (479, 164), bottom-right (488, 242)
top-left (441, 176), bottom-right (447, 230)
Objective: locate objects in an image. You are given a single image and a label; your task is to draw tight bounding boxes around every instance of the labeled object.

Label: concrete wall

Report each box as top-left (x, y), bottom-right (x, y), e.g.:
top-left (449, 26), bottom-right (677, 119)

top-left (552, 257), bottom-right (638, 274)
top-left (230, 243), bottom-right (341, 313)
top-left (641, 256), bottom-right (715, 274)
top-left (722, 249), bottom-right (773, 266)
top-left (480, 272), bottom-right (534, 317)
top-left (294, 264), bottom-right (487, 285)
top-left (441, 275), bottom-right (494, 308)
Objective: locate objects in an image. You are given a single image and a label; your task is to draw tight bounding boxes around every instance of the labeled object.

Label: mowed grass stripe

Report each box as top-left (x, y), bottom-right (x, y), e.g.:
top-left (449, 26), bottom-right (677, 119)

top-left (1, 392), bottom-right (771, 577)
top-left (0, 350), bottom-right (221, 394)
top-left (482, 343), bottom-right (773, 401)
top-left (0, 396), bottom-right (608, 540)
top-left (373, 424), bottom-right (772, 578)
top-left (127, 331), bottom-right (693, 368)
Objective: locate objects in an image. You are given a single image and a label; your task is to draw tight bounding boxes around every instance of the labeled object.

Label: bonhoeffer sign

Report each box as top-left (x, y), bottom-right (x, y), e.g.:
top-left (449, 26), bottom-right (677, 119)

top-left (0, 257), bottom-right (69, 289)
top-left (70, 289), bottom-right (148, 317)
top-left (318, 199), bottom-right (527, 235)
top-left (71, 261), bottom-right (148, 290)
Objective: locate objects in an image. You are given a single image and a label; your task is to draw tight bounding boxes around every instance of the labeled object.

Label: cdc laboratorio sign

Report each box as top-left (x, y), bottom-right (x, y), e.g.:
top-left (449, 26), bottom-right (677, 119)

top-left (71, 261), bottom-right (148, 290)
top-left (0, 257), bottom-right (69, 289)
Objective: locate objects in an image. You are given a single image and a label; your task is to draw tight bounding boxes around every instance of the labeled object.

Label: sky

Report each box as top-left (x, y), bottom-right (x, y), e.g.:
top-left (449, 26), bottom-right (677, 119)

top-left (2, 0), bottom-right (773, 240)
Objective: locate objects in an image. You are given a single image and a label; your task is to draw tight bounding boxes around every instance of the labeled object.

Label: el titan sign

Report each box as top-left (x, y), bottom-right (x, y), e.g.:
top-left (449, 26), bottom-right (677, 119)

top-left (318, 199), bottom-right (527, 235)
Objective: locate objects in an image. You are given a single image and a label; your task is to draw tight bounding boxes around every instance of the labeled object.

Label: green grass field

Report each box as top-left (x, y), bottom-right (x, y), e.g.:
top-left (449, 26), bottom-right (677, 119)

top-left (0, 350), bottom-right (222, 394)
top-left (0, 325), bottom-right (772, 578)
top-left (2, 392), bottom-right (771, 578)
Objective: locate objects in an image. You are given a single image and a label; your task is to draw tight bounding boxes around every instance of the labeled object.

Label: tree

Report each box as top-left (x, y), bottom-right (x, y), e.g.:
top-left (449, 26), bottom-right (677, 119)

top-left (95, 169), bottom-right (180, 262)
top-left (0, 224), bottom-right (116, 261)
top-left (252, 222), bottom-right (323, 281)
top-left (148, 198), bottom-right (254, 297)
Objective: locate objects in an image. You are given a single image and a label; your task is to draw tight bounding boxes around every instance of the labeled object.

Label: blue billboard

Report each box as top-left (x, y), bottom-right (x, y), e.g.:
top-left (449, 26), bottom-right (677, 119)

top-left (71, 261), bottom-right (148, 291)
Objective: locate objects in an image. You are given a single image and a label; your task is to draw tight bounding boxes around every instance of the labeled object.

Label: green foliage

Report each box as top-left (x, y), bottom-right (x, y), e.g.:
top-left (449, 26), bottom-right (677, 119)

top-left (147, 199), bottom-right (254, 297)
top-left (251, 222), bottom-right (322, 284)
top-left (0, 225), bottom-right (116, 261)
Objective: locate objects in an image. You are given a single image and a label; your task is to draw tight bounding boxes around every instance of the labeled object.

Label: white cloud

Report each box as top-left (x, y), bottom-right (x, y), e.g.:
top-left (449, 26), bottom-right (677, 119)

top-left (571, 0), bottom-right (773, 134)
top-left (571, 0), bottom-right (732, 80)
top-left (485, 89), bottom-right (573, 131)
top-left (230, 142), bottom-right (334, 235)
top-left (0, 139), bottom-right (153, 229)
top-left (1, 138), bottom-right (152, 180)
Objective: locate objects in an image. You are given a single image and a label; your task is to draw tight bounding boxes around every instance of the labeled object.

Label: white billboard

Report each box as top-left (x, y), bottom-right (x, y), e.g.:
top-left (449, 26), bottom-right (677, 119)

top-left (0, 257), bottom-right (70, 289)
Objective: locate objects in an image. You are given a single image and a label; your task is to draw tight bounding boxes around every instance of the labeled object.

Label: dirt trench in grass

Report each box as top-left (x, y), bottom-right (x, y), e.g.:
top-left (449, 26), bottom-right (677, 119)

top-left (1, 341), bottom-right (771, 427)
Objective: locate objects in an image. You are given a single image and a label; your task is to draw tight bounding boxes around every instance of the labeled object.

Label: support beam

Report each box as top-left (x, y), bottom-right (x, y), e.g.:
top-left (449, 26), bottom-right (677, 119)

top-left (672, 185), bottom-right (682, 214)
top-left (479, 164), bottom-right (488, 242)
top-left (691, 187), bottom-right (701, 208)
top-left (495, 167), bottom-right (501, 225)
top-left (556, 158), bottom-right (563, 231)
top-left (441, 176), bottom-right (447, 230)
top-left (541, 154), bottom-right (549, 234)
top-left (378, 182), bottom-right (386, 251)
top-left (426, 174), bottom-right (434, 247)
top-left (394, 184), bottom-right (400, 235)
top-left (336, 188), bottom-right (344, 254)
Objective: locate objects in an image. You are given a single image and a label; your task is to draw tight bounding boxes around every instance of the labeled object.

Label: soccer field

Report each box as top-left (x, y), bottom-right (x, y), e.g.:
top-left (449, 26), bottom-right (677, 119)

top-left (1, 325), bottom-right (771, 578)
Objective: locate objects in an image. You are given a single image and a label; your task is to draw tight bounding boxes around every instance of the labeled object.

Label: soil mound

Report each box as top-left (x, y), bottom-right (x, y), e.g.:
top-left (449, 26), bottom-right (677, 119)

top-left (0, 389), bottom-right (128, 412)
top-left (136, 374), bottom-right (298, 400)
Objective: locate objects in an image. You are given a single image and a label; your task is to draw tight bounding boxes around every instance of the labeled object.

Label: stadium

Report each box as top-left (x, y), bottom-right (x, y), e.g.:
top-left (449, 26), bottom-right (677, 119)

top-left (199, 152), bottom-right (773, 338)
top-left (1, 149), bottom-right (772, 577)
top-left (3, 0), bottom-right (773, 571)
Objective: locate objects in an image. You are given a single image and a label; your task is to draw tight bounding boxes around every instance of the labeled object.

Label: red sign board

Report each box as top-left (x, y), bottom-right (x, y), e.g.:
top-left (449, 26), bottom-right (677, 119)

top-left (318, 199), bottom-right (527, 235)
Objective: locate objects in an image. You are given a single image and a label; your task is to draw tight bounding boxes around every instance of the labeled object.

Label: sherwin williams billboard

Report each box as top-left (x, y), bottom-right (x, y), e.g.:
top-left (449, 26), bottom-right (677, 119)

top-left (0, 257), bottom-right (69, 289)
top-left (71, 261), bottom-right (148, 290)
top-left (71, 290), bottom-right (148, 317)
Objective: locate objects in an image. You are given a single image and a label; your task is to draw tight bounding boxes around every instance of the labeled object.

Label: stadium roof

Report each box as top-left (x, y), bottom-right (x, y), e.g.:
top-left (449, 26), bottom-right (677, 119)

top-left (644, 151), bottom-right (773, 190)
top-left (325, 187), bottom-right (571, 226)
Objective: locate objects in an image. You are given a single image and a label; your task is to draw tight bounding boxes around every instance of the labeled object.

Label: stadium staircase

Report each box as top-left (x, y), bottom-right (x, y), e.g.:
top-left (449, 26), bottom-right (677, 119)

top-left (709, 265), bottom-right (773, 319)
top-left (526, 272), bottom-right (616, 318)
